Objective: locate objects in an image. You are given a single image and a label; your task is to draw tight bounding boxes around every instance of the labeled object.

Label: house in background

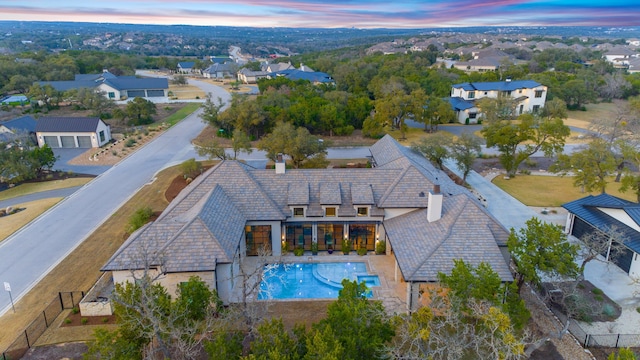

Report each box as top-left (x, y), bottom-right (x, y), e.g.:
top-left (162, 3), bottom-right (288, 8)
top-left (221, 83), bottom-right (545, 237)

top-left (35, 117), bottom-right (111, 148)
top-left (102, 135), bottom-right (511, 311)
top-left (202, 63), bottom-right (236, 80)
top-left (603, 47), bottom-right (637, 69)
top-left (237, 68), bottom-right (270, 84)
top-left (0, 115), bottom-right (37, 143)
top-left (563, 194), bottom-right (640, 277)
top-left (177, 61), bottom-right (195, 74)
top-left (449, 79), bottom-right (547, 124)
top-left (38, 70), bottom-right (168, 102)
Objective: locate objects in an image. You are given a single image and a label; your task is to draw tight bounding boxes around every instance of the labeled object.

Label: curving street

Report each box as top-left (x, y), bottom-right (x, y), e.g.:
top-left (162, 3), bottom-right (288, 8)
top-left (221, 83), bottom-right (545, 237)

top-left (0, 78), bottom-right (230, 315)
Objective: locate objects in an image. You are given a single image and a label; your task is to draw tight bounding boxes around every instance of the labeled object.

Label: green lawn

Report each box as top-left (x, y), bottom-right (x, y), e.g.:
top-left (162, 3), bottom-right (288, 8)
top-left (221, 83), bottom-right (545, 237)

top-left (164, 103), bottom-right (201, 126)
top-left (0, 177), bottom-right (93, 201)
top-left (492, 175), bottom-right (637, 207)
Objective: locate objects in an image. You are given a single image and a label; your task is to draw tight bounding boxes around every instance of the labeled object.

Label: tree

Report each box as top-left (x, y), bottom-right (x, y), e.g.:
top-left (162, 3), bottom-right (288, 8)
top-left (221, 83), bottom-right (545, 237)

top-left (231, 129), bottom-right (253, 160)
top-left (84, 328), bottom-right (142, 360)
top-left (551, 139), bottom-right (618, 194)
top-left (608, 348), bottom-right (638, 360)
top-left (507, 217), bottom-right (579, 290)
top-left (450, 132), bottom-right (483, 181)
top-left (373, 87), bottom-right (423, 140)
top-left (172, 74), bottom-right (188, 86)
top-left (196, 138), bottom-right (229, 160)
top-left (420, 96), bottom-right (455, 133)
top-left (577, 225), bottom-right (627, 280)
top-left (314, 280), bottom-right (394, 360)
top-left (125, 97), bottom-right (157, 125)
top-left (29, 144), bottom-right (57, 177)
top-left (481, 113), bottom-right (570, 177)
top-left (72, 88), bottom-right (115, 117)
top-left (390, 291), bottom-right (524, 359)
top-left (257, 122), bottom-right (327, 168)
top-left (411, 132), bottom-right (450, 170)
top-left (199, 95), bottom-right (232, 136)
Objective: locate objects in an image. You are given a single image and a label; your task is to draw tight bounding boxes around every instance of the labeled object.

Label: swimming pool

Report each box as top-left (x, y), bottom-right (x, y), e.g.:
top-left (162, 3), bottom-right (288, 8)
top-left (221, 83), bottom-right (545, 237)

top-left (258, 262), bottom-right (380, 300)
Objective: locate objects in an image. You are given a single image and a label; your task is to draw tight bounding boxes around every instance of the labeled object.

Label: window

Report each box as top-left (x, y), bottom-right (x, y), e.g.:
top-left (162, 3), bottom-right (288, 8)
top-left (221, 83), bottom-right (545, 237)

top-left (245, 225), bottom-right (272, 256)
top-left (535, 90), bottom-right (544, 98)
top-left (467, 91), bottom-right (475, 99)
top-left (108, 92), bottom-right (115, 99)
top-left (349, 223), bottom-right (376, 251)
top-left (469, 113), bottom-right (477, 119)
top-left (325, 207), bottom-right (336, 217)
top-left (293, 207), bottom-right (304, 217)
top-left (519, 89), bottom-right (523, 94)
top-left (502, 91), bottom-right (512, 97)
top-left (99, 131), bottom-right (105, 142)
top-left (532, 105), bottom-right (540, 113)
top-left (357, 207), bottom-right (368, 217)
top-left (285, 223), bottom-right (312, 251)
top-left (318, 223), bottom-right (343, 250)
top-left (484, 92), bottom-right (488, 95)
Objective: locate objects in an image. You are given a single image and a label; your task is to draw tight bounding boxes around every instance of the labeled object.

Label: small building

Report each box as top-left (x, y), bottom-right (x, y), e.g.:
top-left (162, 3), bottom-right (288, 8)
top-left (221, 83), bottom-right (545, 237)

top-left (35, 117), bottom-right (111, 148)
top-left (0, 115), bottom-right (37, 143)
top-left (98, 77), bottom-right (169, 101)
top-left (448, 97), bottom-right (480, 124)
top-left (563, 194), bottom-right (640, 277)
top-left (202, 63), bottom-right (236, 80)
top-left (177, 62), bottom-right (195, 74)
top-left (237, 68), bottom-right (269, 84)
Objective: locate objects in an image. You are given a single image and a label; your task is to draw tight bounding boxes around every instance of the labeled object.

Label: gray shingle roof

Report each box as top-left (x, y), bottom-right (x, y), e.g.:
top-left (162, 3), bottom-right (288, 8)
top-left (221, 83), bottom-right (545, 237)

top-left (384, 195), bottom-right (512, 282)
top-left (0, 115), bottom-right (37, 133)
top-left (106, 135), bottom-right (511, 282)
top-left (35, 117), bottom-right (103, 133)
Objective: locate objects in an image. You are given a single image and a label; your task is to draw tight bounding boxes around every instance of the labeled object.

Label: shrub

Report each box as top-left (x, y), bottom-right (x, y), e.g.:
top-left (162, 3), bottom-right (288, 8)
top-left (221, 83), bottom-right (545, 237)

top-left (294, 247), bottom-right (304, 256)
top-left (592, 287), bottom-right (604, 295)
top-left (357, 247), bottom-right (367, 256)
top-left (112, 150), bottom-right (118, 156)
top-left (602, 303), bottom-right (617, 318)
top-left (102, 317), bottom-right (110, 323)
top-left (128, 206), bottom-right (154, 233)
top-left (125, 138), bottom-right (137, 147)
top-left (72, 307), bottom-right (80, 314)
top-left (64, 318), bottom-right (72, 324)
top-left (180, 158), bottom-right (202, 178)
top-left (375, 240), bottom-right (386, 255)
top-left (594, 294), bottom-right (604, 302)
top-left (81, 318), bottom-right (88, 325)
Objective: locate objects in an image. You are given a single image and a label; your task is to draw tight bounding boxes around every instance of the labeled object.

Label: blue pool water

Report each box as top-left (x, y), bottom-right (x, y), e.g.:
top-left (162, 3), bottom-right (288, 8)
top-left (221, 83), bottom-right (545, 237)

top-left (258, 262), bottom-right (380, 300)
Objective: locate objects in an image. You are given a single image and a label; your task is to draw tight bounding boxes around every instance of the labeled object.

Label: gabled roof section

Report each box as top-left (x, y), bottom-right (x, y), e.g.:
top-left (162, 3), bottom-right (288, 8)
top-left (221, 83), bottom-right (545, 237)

top-left (288, 182), bottom-right (310, 205)
top-left (563, 193), bottom-right (640, 254)
top-left (453, 80), bottom-right (543, 91)
top-left (319, 182), bottom-right (341, 205)
top-left (163, 161), bottom-right (286, 221)
top-left (449, 97), bottom-right (476, 111)
top-left (103, 77), bottom-right (168, 90)
top-left (178, 61), bottom-right (195, 68)
top-left (1, 115), bottom-right (36, 133)
top-left (351, 184), bottom-right (374, 205)
top-left (35, 117), bottom-right (102, 133)
top-left (378, 166), bottom-right (431, 208)
top-left (385, 194), bottom-right (512, 282)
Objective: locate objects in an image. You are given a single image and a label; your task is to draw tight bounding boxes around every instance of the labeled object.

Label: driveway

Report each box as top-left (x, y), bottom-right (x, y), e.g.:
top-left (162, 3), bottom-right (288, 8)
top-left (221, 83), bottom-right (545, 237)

top-left (0, 80), bottom-right (230, 315)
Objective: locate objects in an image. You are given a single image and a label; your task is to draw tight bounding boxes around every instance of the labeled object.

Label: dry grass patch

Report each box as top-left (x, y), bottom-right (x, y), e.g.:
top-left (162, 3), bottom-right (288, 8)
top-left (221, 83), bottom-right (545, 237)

top-left (387, 127), bottom-right (454, 145)
top-left (169, 84), bottom-right (205, 99)
top-left (493, 175), bottom-right (637, 207)
top-left (0, 178), bottom-right (92, 201)
top-left (567, 101), bottom-right (623, 124)
top-left (0, 198), bottom-right (61, 241)
top-left (0, 165), bottom-right (182, 350)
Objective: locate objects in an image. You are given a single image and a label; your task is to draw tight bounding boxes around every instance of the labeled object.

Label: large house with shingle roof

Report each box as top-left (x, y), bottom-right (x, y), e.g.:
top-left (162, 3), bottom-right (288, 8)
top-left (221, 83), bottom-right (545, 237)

top-left (563, 194), bottom-right (640, 277)
top-left (35, 117), bottom-right (111, 148)
top-left (103, 135), bottom-right (512, 310)
top-left (449, 79), bottom-right (547, 123)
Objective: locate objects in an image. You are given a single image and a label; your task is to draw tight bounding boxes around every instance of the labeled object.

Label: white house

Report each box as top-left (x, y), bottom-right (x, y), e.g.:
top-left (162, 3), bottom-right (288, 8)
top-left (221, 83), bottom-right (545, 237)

top-left (564, 194), bottom-right (640, 277)
top-left (449, 79), bottom-right (547, 123)
top-left (97, 77), bottom-right (169, 101)
top-left (35, 117), bottom-right (111, 148)
top-left (103, 135), bottom-right (512, 311)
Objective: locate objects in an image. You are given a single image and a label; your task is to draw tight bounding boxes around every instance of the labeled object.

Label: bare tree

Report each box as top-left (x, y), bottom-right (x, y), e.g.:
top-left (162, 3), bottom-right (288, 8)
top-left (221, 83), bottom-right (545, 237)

top-left (577, 225), bottom-right (627, 279)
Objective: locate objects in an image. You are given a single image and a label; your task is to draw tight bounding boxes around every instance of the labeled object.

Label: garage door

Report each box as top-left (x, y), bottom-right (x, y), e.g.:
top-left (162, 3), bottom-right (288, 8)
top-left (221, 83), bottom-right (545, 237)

top-left (60, 136), bottom-right (75, 148)
top-left (77, 136), bottom-right (92, 148)
top-left (43, 136), bottom-right (59, 148)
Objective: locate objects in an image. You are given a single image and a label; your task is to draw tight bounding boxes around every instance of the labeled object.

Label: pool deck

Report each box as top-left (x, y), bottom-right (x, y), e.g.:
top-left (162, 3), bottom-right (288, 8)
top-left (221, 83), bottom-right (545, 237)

top-left (238, 252), bottom-right (409, 315)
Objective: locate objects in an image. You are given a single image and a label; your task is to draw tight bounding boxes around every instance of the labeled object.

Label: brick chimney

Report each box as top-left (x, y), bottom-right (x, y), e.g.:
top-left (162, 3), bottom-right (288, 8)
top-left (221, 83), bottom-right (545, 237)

top-left (275, 154), bottom-right (285, 174)
top-left (427, 184), bottom-right (443, 222)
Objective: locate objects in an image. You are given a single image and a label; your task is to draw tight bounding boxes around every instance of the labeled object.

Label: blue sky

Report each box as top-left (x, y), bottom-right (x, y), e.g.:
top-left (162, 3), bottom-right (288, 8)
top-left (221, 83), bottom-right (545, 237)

top-left (0, 0), bottom-right (638, 28)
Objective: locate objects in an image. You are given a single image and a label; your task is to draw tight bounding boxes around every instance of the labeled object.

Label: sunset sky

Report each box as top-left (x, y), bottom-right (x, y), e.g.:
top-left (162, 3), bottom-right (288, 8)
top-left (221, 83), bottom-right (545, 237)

top-left (0, 1), bottom-right (638, 28)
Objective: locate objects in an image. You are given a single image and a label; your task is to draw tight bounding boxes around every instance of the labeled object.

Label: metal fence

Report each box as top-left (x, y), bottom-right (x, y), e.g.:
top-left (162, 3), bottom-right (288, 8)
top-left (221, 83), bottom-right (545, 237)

top-left (1, 291), bottom-right (85, 360)
top-left (548, 301), bottom-right (640, 348)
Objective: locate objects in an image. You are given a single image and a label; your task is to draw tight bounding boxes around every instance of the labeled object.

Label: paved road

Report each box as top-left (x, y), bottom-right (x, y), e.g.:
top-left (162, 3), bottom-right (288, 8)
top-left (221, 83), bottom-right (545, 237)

top-left (0, 187), bottom-right (82, 209)
top-left (0, 79), bottom-right (230, 315)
